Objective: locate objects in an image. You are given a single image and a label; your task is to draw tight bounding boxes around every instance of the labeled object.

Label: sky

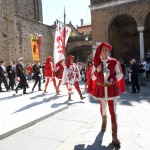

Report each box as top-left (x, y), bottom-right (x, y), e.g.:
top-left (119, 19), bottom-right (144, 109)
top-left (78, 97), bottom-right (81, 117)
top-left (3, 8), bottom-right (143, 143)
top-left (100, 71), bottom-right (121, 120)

top-left (41, 0), bottom-right (91, 27)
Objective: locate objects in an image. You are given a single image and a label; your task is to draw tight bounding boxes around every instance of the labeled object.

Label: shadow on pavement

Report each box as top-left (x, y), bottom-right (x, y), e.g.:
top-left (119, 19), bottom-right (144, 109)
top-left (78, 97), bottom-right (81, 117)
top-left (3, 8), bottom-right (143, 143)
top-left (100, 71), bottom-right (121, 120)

top-left (0, 94), bottom-right (22, 101)
top-left (43, 94), bottom-right (67, 103)
top-left (74, 131), bottom-right (120, 150)
top-left (118, 82), bottom-right (150, 106)
top-left (12, 101), bottom-right (44, 113)
top-left (30, 93), bottom-right (54, 99)
top-left (51, 100), bottom-right (84, 108)
top-left (12, 94), bottom-right (68, 113)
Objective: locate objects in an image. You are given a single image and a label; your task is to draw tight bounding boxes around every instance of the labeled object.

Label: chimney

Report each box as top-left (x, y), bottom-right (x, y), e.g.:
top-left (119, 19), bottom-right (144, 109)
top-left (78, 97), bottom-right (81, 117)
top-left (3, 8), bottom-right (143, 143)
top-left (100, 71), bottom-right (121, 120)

top-left (80, 19), bottom-right (83, 26)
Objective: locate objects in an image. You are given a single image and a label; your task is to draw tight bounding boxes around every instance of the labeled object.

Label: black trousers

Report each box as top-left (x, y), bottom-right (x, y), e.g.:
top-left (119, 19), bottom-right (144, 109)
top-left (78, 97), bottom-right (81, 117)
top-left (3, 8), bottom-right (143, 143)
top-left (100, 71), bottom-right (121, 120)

top-left (16, 76), bottom-right (27, 93)
top-left (0, 76), bottom-right (9, 91)
top-left (8, 76), bottom-right (15, 89)
top-left (32, 75), bottom-right (41, 90)
top-left (131, 76), bottom-right (140, 92)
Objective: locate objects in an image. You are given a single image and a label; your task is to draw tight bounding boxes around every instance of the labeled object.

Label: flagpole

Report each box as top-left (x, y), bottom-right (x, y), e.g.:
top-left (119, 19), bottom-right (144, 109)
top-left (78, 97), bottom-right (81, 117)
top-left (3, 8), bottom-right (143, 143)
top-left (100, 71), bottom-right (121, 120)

top-left (64, 7), bottom-right (66, 57)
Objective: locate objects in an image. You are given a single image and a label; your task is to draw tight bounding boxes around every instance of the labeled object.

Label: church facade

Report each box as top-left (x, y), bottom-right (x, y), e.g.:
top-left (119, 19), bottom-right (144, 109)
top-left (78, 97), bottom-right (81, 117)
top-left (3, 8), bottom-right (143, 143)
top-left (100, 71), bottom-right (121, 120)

top-left (0, 0), bottom-right (54, 64)
top-left (90, 0), bottom-right (150, 63)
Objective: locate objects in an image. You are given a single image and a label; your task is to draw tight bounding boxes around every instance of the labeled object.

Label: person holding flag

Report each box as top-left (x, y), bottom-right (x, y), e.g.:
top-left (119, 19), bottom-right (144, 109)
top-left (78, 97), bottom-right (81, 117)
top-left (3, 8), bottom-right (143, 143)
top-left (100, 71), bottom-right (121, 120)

top-left (87, 42), bottom-right (126, 146)
top-left (63, 55), bottom-right (86, 101)
top-left (44, 56), bottom-right (58, 94)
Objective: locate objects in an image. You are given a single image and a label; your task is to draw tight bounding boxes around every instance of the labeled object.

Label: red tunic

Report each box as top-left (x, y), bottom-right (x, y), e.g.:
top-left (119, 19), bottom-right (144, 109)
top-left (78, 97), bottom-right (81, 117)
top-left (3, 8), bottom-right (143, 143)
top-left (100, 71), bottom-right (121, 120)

top-left (44, 57), bottom-right (56, 77)
top-left (56, 61), bottom-right (64, 79)
top-left (88, 58), bottom-right (125, 100)
top-left (86, 65), bottom-right (92, 79)
top-left (26, 65), bottom-right (32, 74)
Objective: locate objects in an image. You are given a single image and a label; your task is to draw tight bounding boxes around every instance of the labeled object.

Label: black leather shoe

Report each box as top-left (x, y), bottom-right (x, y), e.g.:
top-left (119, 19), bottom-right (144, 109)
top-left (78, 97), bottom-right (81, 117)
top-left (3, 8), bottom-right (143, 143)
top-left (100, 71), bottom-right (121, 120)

top-left (38, 89), bottom-right (42, 91)
top-left (15, 89), bottom-right (18, 93)
top-left (23, 92), bottom-right (28, 94)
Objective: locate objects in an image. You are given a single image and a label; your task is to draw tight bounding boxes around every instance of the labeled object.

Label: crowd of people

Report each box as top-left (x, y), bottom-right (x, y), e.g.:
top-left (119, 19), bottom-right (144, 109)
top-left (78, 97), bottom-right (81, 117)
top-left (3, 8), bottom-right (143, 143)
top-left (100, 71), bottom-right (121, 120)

top-left (0, 53), bottom-right (150, 95)
top-left (119, 57), bottom-right (150, 93)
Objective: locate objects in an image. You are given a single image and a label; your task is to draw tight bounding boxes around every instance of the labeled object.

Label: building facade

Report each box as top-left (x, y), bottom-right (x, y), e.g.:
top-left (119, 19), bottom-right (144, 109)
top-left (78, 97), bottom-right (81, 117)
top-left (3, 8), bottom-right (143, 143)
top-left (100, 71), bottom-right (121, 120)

top-left (0, 0), bottom-right (54, 64)
top-left (90, 0), bottom-right (150, 63)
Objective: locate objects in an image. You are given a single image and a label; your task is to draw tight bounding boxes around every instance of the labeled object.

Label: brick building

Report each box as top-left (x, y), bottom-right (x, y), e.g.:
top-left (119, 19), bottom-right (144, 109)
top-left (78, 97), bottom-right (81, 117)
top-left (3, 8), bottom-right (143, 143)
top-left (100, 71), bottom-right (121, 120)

top-left (90, 0), bottom-right (150, 63)
top-left (0, 0), bottom-right (54, 64)
top-left (77, 19), bottom-right (92, 36)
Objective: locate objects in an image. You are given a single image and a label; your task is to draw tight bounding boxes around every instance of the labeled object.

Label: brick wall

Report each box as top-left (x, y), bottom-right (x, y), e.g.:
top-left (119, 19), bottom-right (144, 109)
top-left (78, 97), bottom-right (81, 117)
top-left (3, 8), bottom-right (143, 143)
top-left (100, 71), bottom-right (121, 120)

top-left (90, 0), bottom-right (150, 61)
top-left (0, 0), bottom-right (53, 65)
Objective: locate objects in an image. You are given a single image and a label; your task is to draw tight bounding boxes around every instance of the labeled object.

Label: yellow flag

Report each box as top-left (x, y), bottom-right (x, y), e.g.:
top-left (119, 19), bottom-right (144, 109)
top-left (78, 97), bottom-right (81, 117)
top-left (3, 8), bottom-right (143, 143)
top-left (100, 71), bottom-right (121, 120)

top-left (30, 34), bottom-right (39, 61)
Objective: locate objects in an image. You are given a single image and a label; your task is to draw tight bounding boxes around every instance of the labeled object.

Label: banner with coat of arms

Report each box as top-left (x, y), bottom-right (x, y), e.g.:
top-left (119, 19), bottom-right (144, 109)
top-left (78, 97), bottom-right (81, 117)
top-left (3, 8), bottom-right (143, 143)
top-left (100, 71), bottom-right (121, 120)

top-left (53, 20), bottom-right (71, 65)
top-left (30, 33), bottom-right (42, 61)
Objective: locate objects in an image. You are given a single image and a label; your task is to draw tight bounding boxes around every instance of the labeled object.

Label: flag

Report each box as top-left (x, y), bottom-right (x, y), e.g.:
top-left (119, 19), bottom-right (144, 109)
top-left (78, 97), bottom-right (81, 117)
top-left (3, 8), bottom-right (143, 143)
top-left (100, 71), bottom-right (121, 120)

top-left (30, 33), bottom-right (42, 61)
top-left (31, 34), bottom-right (39, 61)
top-left (37, 35), bottom-right (42, 58)
top-left (53, 20), bottom-right (71, 65)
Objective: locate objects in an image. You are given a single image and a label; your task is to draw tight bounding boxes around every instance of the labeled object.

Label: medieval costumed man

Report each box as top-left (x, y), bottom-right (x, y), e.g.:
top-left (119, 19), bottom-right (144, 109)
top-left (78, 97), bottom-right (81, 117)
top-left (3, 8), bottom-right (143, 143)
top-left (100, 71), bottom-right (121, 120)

top-left (63, 55), bottom-right (86, 101)
top-left (44, 56), bottom-right (58, 94)
top-left (87, 42), bottom-right (126, 146)
top-left (55, 59), bottom-right (65, 94)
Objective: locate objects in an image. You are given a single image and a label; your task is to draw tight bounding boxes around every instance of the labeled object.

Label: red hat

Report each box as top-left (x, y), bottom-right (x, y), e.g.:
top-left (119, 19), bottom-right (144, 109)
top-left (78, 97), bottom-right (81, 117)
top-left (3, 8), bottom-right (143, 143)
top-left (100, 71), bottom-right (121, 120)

top-left (94, 42), bottom-right (112, 67)
top-left (45, 56), bottom-right (53, 68)
top-left (66, 55), bottom-right (74, 69)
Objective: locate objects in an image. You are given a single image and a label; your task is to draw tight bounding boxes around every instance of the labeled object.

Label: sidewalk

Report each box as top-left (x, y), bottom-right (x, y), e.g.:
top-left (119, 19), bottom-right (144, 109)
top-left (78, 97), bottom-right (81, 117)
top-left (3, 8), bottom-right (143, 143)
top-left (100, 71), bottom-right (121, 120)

top-left (0, 81), bottom-right (150, 150)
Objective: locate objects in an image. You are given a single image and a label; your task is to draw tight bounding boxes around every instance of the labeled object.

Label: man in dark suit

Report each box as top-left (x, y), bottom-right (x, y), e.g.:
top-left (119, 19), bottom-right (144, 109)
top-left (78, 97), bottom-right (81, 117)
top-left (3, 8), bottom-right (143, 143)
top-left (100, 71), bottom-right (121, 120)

top-left (129, 59), bottom-right (140, 93)
top-left (31, 61), bottom-right (42, 92)
top-left (15, 58), bottom-right (28, 94)
top-left (0, 61), bottom-right (9, 92)
top-left (6, 61), bottom-right (15, 90)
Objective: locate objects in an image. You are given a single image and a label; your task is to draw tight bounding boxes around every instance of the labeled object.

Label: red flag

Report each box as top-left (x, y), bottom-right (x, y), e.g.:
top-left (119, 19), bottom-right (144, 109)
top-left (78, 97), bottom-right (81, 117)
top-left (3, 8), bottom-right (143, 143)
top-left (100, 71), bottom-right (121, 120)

top-left (37, 36), bottom-right (42, 58)
top-left (53, 20), bottom-right (71, 65)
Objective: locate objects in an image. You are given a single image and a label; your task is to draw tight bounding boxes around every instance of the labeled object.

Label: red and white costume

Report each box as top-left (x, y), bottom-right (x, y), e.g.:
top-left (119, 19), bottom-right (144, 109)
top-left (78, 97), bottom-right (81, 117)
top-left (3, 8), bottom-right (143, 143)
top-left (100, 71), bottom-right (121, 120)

top-left (88, 43), bottom-right (126, 124)
top-left (63, 55), bottom-right (81, 93)
top-left (44, 56), bottom-right (57, 92)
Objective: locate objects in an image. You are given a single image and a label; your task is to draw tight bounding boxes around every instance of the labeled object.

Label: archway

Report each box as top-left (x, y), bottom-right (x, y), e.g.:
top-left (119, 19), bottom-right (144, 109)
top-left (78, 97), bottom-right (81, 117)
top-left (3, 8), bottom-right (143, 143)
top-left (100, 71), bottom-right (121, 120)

top-left (108, 14), bottom-right (139, 64)
top-left (144, 12), bottom-right (150, 54)
top-left (67, 45), bottom-right (92, 63)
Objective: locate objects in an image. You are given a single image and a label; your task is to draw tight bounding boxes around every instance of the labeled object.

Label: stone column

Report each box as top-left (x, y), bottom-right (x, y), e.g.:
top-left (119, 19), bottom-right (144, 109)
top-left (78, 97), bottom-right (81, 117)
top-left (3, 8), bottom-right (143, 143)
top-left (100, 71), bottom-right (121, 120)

top-left (137, 26), bottom-right (145, 59)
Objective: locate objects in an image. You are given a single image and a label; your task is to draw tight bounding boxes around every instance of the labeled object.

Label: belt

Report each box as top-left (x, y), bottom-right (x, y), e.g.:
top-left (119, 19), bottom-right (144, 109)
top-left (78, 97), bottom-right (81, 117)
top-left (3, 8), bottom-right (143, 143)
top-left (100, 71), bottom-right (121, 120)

top-left (97, 82), bottom-right (116, 87)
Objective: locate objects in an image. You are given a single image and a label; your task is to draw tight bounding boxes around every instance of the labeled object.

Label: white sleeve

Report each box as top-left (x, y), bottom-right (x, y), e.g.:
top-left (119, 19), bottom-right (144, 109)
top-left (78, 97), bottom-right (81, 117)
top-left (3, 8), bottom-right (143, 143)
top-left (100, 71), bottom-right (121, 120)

top-left (115, 62), bottom-right (123, 81)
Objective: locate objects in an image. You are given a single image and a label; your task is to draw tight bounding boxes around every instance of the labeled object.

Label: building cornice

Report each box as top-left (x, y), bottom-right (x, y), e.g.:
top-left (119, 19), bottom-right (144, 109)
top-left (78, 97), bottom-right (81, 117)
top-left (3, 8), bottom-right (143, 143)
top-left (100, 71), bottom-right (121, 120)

top-left (90, 0), bottom-right (138, 11)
